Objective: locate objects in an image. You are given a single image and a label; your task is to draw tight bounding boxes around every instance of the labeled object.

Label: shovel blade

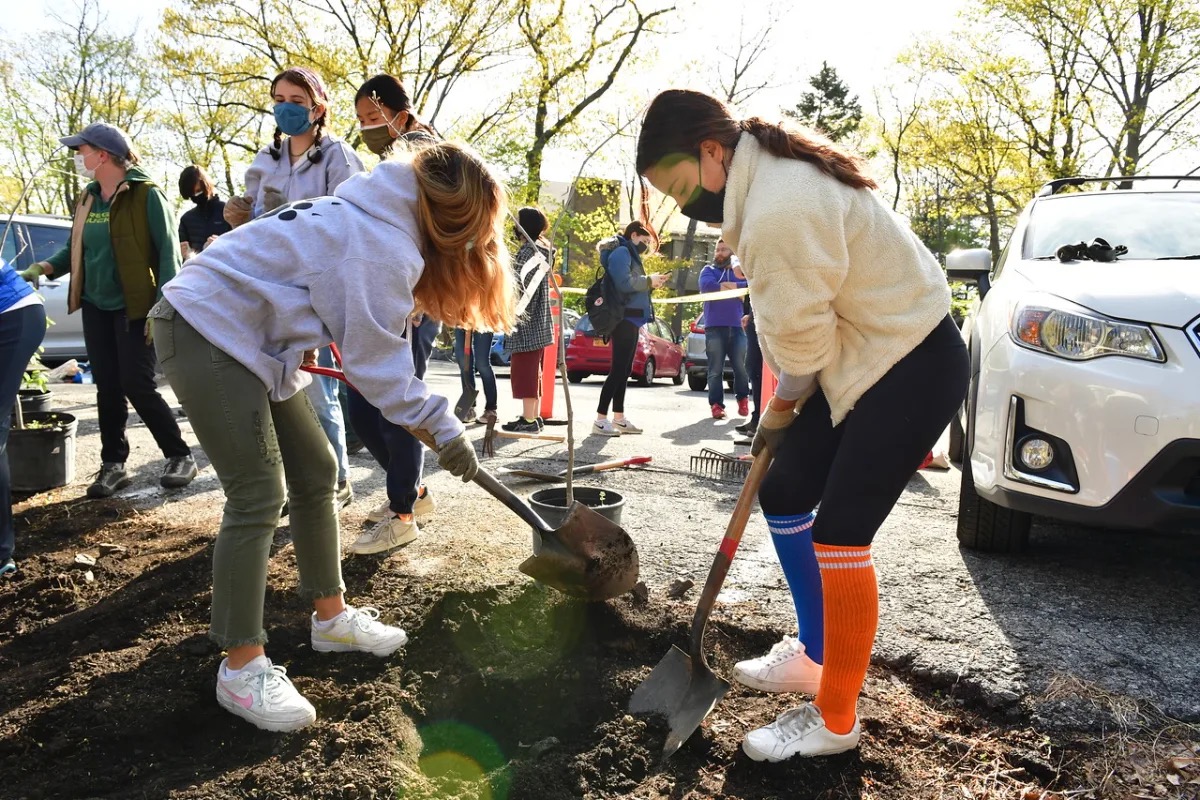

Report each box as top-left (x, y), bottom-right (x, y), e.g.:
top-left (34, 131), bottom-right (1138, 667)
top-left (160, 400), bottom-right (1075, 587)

top-left (518, 501), bottom-right (639, 600)
top-left (628, 645), bottom-right (731, 759)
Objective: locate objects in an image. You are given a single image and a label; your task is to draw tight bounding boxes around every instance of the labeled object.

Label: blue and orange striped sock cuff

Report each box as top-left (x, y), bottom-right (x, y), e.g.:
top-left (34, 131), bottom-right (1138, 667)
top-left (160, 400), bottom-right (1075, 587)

top-left (814, 543), bottom-right (873, 570)
top-left (764, 512), bottom-right (815, 536)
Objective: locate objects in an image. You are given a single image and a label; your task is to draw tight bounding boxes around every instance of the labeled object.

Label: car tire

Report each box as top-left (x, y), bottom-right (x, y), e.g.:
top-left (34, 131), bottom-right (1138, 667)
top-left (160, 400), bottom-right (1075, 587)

top-left (956, 455), bottom-right (1032, 553)
top-left (687, 374), bottom-right (707, 392)
top-left (638, 359), bottom-right (656, 387)
top-left (567, 371), bottom-right (587, 384)
top-left (672, 369), bottom-right (684, 386)
top-left (948, 412), bottom-right (965, 465)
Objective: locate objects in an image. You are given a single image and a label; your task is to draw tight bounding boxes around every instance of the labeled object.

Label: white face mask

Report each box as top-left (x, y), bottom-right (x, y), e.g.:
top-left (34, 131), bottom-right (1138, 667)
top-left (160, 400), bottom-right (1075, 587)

top-left (74, 153), bottom-right (96, 180)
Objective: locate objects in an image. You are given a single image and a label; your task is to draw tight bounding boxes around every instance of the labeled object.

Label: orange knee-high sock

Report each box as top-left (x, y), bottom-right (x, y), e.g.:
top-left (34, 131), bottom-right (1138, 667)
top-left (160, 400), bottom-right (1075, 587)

top-left (814, 543), bottom-right (878, 735)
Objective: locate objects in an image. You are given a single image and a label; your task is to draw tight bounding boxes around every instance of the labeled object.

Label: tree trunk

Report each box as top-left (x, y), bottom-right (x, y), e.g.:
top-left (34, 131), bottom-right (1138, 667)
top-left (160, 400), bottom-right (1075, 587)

top-left (672, 217), bottom-right (699, 340)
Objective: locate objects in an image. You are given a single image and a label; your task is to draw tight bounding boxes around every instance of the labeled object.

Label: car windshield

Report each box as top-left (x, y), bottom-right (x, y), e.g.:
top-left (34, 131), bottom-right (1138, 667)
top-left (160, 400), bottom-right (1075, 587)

top-left (1024, 191), bottom-right (1200, 260)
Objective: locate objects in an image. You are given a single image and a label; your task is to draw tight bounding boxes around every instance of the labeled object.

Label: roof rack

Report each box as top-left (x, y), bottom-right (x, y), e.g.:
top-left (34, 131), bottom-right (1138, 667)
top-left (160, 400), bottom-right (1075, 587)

top-left (1037, 175), bottom-right (1200, 196)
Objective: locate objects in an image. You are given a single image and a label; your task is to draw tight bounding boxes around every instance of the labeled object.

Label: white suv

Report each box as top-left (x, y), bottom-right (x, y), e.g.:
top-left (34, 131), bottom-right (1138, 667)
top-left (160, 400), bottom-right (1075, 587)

top-left (948, 176), bottom-right (1200, 552)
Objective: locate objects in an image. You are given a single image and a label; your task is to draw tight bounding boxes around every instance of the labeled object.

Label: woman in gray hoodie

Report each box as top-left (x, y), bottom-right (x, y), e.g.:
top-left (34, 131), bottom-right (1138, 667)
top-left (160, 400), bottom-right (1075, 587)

top-left (151, 142), bottom-right (515, 732)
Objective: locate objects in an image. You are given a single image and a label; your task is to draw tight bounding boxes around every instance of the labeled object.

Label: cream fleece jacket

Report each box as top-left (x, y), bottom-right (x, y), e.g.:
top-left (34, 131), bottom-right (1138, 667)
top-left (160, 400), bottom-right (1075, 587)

top-left (720, 132), bottom-right (951, 424)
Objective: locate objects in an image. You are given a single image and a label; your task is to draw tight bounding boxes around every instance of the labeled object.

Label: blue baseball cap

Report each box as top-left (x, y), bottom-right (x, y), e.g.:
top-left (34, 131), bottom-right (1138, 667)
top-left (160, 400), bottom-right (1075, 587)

top-left (60, 122), bottom-right (133, 158)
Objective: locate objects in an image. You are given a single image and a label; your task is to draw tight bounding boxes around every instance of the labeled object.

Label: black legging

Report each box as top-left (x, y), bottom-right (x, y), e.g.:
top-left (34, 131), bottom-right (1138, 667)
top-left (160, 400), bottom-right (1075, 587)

top-left (758, 315), bottom-right (968, 547)
top-left (597, 319), bottom-right (639, 415)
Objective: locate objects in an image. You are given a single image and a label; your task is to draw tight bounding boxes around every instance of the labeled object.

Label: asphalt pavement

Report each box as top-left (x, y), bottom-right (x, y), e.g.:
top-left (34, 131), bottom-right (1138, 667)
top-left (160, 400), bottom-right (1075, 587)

top-left (31, 359), bottom-right (1200, 727)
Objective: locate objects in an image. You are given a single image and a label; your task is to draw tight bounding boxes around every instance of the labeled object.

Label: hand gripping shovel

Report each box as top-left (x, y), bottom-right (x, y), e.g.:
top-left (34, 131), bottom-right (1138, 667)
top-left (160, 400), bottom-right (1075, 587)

top-left (301, 354), bottom-right (639, 600)
top-left (628, 451), bottom-right (773, 758)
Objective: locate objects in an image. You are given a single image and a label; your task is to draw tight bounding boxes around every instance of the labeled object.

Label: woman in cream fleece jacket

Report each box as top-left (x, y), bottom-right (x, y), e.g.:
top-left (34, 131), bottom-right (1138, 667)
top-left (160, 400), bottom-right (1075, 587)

top-left (637, 89), bottom-right (969, 761)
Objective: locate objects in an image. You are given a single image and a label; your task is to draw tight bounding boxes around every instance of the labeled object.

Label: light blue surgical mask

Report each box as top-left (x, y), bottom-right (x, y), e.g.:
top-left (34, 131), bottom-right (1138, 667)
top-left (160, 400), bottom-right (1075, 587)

top-left (273, 102), bottom-right (314, 136)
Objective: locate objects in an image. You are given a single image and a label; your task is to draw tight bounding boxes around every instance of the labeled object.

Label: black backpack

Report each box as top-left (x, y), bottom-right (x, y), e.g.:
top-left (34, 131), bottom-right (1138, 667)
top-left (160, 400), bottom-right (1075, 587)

top-left (585, 247), bottom-right (628, 337)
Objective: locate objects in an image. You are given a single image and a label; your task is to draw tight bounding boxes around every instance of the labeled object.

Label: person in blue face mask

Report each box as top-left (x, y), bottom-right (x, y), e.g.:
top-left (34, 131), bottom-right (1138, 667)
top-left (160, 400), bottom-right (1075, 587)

top-left (223, 67), bottom-right (366, 510)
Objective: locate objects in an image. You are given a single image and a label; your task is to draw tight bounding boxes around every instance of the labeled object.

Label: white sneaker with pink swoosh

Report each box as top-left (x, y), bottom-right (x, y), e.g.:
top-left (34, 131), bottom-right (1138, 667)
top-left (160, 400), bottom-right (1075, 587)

top-left (310, 606), bottom-right (408, 657)
top-left (215, 656), bottom-right (316, 732)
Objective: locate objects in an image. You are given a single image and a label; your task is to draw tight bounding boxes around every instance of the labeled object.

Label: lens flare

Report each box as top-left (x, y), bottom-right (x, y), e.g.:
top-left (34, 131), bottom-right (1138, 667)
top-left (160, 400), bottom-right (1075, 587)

top-left (415, 721), bottom-right (510, 800)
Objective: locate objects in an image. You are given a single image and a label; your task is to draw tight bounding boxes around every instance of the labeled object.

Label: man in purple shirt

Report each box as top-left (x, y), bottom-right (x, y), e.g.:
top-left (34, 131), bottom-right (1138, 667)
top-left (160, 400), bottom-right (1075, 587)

top-left (699, 239), bottom-right (750, 420)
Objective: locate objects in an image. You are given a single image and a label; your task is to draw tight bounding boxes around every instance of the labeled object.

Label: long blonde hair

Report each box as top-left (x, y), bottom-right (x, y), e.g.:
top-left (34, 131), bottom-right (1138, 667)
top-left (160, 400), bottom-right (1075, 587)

top-left (409, 142), bottom-right (515, 332)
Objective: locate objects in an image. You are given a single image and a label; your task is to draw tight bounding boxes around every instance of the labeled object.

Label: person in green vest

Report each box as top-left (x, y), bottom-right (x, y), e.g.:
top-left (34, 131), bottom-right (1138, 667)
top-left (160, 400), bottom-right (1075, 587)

top-left (23, 123), bottom-right (197, 498)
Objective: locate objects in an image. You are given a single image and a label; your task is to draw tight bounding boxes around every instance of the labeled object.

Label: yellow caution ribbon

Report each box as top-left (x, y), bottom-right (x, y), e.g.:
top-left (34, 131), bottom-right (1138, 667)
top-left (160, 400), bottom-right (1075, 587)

top-left (557, 286), bottom-right (748, 304)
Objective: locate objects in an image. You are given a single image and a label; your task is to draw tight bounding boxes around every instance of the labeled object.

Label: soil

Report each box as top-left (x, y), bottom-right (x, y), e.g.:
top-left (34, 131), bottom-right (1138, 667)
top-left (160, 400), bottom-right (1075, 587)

top-left (0, 494), bottom-right (1170, 800)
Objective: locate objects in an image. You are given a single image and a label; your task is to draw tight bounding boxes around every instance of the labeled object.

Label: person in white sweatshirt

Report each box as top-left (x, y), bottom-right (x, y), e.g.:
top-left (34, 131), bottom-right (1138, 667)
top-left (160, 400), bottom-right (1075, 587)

top-left (150, 142), bottom-right (515, 732)
top-left (223, 66), bottom-right (365, 509)
top-left (637, 89), bottom-right (969, 761)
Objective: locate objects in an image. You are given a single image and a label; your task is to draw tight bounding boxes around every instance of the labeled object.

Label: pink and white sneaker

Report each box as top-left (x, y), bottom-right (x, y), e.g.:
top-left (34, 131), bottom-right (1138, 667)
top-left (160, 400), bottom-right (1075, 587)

top-left (215, 656), bottom-right (316, 732)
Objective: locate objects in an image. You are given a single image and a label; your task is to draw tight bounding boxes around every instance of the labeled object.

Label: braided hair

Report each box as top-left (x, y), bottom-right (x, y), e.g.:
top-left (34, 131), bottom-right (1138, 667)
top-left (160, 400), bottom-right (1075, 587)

top-left (268, 67), bottom-right (329, 164)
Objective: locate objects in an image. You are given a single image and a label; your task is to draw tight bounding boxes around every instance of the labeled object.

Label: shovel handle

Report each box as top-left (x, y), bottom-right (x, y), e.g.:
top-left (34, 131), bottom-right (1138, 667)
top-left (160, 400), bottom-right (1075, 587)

top-left (570, 456), bottom-right (652, 476)
top-left (406, 425), bottom-right (555, 536)
top-left (689, 452), bottom-right (774, 662)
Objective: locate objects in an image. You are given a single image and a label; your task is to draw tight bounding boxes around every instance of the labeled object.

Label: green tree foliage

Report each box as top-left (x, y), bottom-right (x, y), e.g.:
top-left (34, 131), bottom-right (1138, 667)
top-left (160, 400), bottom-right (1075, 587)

top-left (785, 62), bottom-right (863, 143)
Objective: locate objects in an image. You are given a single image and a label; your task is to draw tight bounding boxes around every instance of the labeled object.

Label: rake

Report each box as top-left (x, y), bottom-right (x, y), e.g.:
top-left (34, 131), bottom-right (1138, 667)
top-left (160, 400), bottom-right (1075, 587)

top-left (688, 448), bottom-right (753, 481)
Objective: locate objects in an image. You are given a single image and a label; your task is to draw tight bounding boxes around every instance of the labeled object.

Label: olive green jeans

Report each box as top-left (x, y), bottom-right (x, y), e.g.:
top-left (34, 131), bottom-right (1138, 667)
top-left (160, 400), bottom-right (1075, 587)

top-left (151, 300), bottom-right (345, 648)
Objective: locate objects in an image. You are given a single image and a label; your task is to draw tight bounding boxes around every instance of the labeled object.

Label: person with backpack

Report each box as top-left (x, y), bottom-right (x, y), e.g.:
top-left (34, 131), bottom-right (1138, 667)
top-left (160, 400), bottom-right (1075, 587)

top-left (591, 221), bottom-right (668, 436)
top-left (636, 89), bottom-right (968, 761)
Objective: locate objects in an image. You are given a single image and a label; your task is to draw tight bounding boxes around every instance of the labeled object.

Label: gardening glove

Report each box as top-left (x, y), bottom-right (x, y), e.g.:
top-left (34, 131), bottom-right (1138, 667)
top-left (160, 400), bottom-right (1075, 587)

top-left (261, 186), bottom-right (286, 214)
top-left (224, 194), bottom-right (253, 228)
top-left (437, 432), bottom-right (479, 482)
top-left (18, 264), bottom-right (45, 283)
top-left (751, 402), bottom-right (798, 458)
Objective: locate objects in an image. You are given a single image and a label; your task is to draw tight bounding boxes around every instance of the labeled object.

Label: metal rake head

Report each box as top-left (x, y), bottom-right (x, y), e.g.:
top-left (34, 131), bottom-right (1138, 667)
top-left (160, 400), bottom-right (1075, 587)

top-left (688, 448), bottom-right (752, 481)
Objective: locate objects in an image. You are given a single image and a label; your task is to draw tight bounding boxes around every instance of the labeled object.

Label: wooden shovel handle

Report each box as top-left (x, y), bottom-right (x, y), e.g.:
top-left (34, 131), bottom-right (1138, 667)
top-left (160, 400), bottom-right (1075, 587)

top-left (688, 453), bottom-right (773, 662)
top-left (570, 455), bottom-right (653, 476)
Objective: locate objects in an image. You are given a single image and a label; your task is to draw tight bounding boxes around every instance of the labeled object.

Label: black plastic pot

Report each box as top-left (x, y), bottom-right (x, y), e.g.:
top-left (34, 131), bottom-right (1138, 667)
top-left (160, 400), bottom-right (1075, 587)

top-left (8, 411), bottom-right (77, 492)
top-left (529, 486), bottom-right (625, 528)
top-left (17, 388), bottom-right (53, 416)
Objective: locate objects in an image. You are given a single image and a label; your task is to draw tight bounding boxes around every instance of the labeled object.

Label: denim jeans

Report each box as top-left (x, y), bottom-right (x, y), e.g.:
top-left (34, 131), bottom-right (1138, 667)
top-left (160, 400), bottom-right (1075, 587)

top-left (705, 325), bottom-right (750, 407)
top-left (453, 328), bottom-right (498, 411)
top-left (1, 303), bottom-right (47, 564)
top-left (304, 346), bottom-right (349, 484)
top-left (345, 315), bottom-right (439, 514)
top-left (152, 303), bottom-right (344, 647)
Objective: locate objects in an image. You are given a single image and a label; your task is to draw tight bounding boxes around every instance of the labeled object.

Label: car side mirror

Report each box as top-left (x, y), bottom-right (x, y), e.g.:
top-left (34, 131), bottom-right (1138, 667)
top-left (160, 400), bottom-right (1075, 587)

top-left (946, 248), bottom-right (993, 297)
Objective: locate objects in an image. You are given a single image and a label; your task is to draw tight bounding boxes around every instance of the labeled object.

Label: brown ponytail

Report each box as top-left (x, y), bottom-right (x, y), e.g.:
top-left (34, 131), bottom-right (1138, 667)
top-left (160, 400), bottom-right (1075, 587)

top-left (636, 89), bottom-right (876, 192)
top-left (738, 117), bottom-right (876, 190)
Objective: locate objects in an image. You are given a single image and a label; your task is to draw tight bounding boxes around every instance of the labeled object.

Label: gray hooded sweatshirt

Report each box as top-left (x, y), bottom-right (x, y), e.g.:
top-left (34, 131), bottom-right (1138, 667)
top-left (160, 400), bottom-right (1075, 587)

top-left (160, 160), bottom-right (462, 447)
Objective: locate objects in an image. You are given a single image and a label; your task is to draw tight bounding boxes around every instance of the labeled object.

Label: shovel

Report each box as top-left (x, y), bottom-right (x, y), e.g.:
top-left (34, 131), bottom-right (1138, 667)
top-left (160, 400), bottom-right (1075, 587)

top-left (301, 357), bottom-right (639, 600)
top-left (628, 451), bottom-right (773, 758)
top-left (507, 455), bottom-right (653, 483)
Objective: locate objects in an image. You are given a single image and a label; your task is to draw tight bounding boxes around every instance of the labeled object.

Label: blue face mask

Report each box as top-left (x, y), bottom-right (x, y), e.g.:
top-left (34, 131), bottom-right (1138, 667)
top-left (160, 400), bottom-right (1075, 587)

top-left (273, 102), bottom-right (314, 136)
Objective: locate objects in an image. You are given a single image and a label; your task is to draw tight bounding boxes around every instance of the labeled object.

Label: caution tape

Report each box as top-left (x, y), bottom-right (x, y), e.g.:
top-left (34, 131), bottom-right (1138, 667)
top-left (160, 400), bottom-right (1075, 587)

top-left (556, 286), bottom-right (748, 304)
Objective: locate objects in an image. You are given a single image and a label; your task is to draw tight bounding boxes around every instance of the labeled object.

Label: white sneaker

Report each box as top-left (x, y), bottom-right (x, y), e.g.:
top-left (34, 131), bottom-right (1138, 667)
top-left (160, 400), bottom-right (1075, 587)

top-left (215, 656), bottom-right (316, 732)
top-left (593, 419), bottom-right (621, 436)
top-left (742, 703), bottom-right (860, 762)
top-left (413, 488), bottom-right (435, 520)
top-left (366, 498), bottom-right (392, 524)
top-left (310, 605), bottom-right (408, 657)
top-left (613, 418), bottom-right (643, 434)
top-left (733, 636), bottom-right (823, 693)
top-left (365, 489), bottom-right (434, 525)
top-left (349, 515), bottom-right (419, 554)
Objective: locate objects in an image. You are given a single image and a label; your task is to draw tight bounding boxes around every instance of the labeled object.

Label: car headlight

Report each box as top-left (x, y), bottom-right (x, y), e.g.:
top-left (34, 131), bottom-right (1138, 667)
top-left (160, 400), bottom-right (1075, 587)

top-left (1011, 301), bottom-right (1164, 362)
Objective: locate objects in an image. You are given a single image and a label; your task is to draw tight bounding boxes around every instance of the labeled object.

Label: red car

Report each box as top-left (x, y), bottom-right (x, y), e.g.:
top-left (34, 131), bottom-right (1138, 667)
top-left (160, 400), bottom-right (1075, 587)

top-left (565, 315), bottom-right (685, 386)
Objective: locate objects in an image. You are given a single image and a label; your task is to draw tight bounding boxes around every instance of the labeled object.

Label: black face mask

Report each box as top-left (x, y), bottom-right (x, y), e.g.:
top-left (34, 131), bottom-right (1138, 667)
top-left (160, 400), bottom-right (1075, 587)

top-left (634, 241), bottom-right (648, 254)
top-left (679, 158), bottom-right (726, 223)
top-left (191, 192), bottom-right (207, 205)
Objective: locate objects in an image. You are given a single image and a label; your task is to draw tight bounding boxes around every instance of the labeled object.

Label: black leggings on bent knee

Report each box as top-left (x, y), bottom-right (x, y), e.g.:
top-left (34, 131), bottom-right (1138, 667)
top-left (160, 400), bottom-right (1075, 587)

top-left (757, 316), bottom-right (969, 548)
